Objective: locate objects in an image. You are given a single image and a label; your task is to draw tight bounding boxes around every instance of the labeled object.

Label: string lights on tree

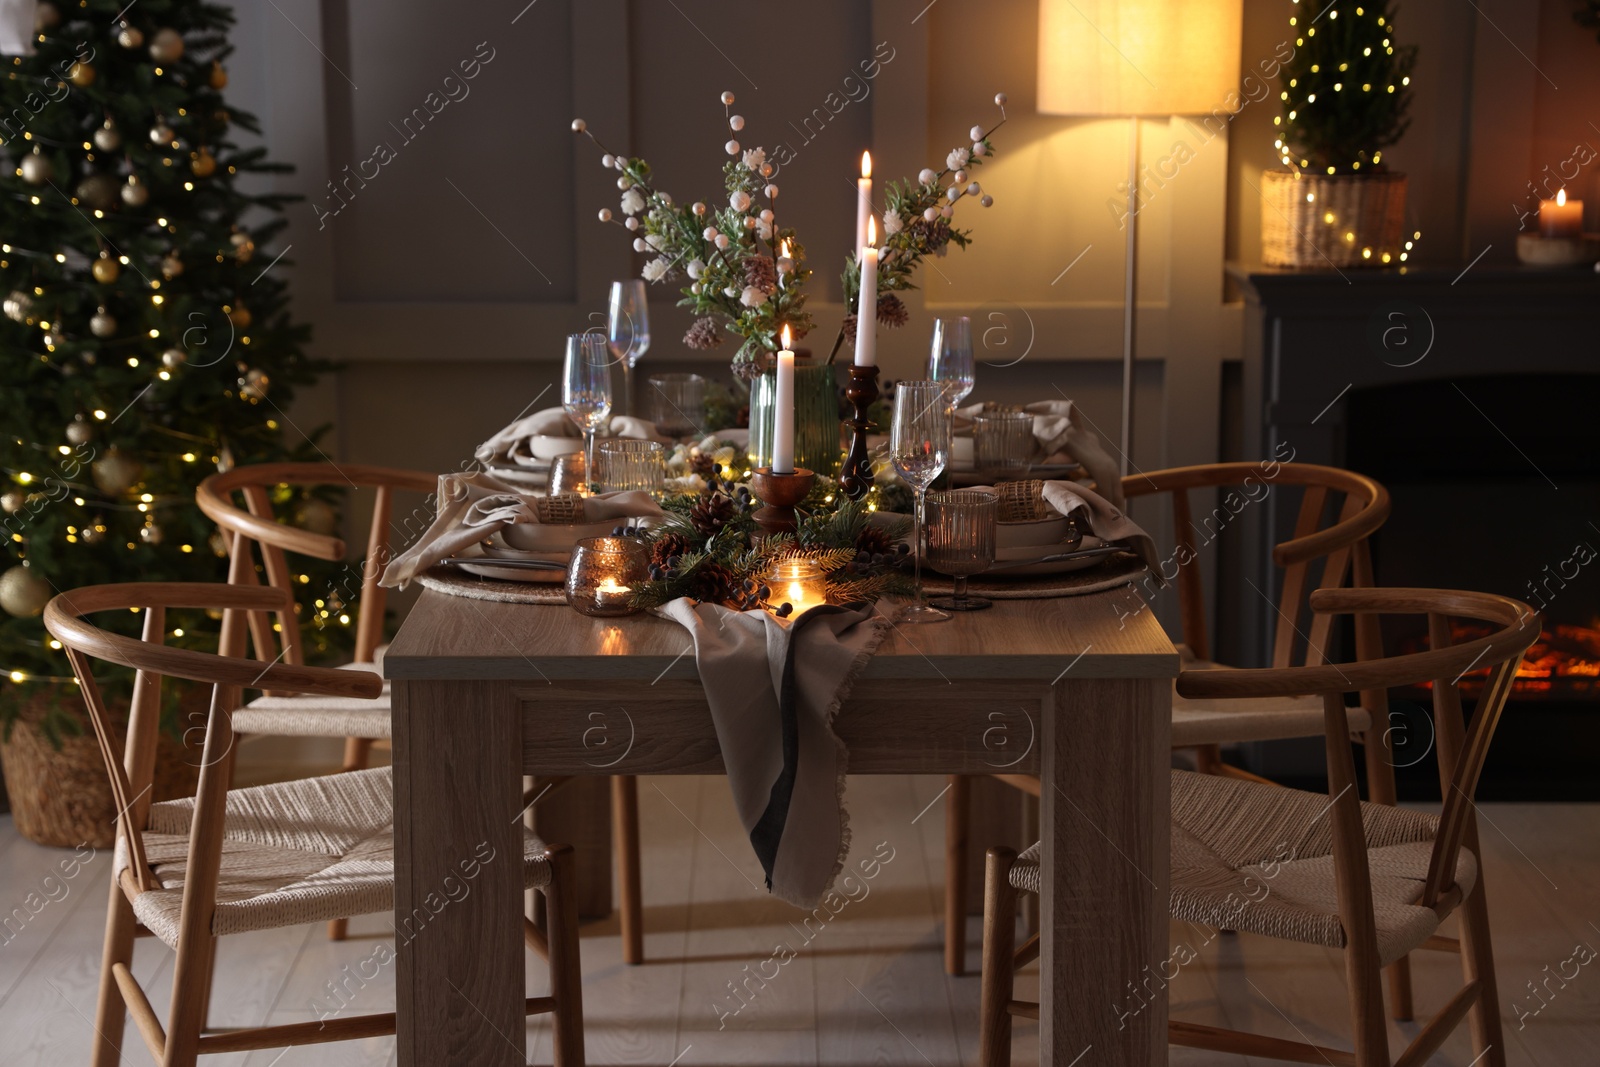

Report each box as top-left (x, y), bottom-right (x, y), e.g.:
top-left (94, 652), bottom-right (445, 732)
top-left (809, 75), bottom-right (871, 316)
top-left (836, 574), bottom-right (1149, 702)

top-left (1274, 1), bottom-right (1418, 175)
top-left (0, 1), bottom-right (346, 739)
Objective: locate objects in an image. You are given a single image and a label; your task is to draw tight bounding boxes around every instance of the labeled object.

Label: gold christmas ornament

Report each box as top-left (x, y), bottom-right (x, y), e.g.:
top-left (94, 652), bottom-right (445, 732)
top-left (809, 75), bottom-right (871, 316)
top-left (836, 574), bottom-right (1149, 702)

top-left (190, 150), bottom-right (216, 178)
top-left (149, 123), bottom-right (175, 146)
top-left (20, 149), bottom-right (53, 185)
top-left (67, 61), bottom-right (95, 87)
top-left (226, 305), bottom-right (251, 329)
top-left (138, 523), bottom-right (163, 545)
top-left (91, 448), bottom-right (142, 495)
top-left (160, 347), bottom-right (186, 369)
top-left (34, 1), bottom-right (60, 31)
top-left (160, 252), bottom-right (184, 279)
top-left (91, 256), bottom-right (120, 284)
top-left (76, 173), bottom-right (120, 210)
top-left (229, 231), bottom-right (255, 262)
top-left (298, 499), bottom-right (337, 536)
top-left (209, 62), bottom-right (228, 89)
top-left (41, 323), bottom-right (65, 349)
top-left (0, 491), bottom-right (25, 514)
top-left (65, 420), bottom-right (92, 446)
top-left (81, 522), bottom-right (105, 544)
top-left (148, 27), bottom-right (185, 64)
top-left (93, 119), bottom-right (122, 152)
top-left (116, 22), bottom-right (144, 49)
top-left (121, 175), bottom-right (149, 207)
top-left (240, 368), bottom-right (269, 399)
top-left (0, 565), bottom-right (52, 619)
top-left (89, 308), bottom-right (117, 337)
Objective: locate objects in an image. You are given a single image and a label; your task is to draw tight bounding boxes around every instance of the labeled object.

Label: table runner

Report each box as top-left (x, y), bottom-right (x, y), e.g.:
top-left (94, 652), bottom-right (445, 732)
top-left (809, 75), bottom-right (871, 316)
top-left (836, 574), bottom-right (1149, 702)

top-left (659, 597), bottom-right (896, 908)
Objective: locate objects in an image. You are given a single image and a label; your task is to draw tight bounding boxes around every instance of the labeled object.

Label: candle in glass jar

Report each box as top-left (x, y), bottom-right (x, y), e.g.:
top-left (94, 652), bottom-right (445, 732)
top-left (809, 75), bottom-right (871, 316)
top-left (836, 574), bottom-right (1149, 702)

top-left (855, 151), bottom-right (873, 256)
top-left (1540, 188), bottom-right (1584, 238)
top-left (594, 576), bottom-right (633, 610)
top-left (854, 218), bottom-right (878, 368)
top-left (772, 324), bottom-right (796, 475)
top-left (768, 557), bottom-right (827, 617)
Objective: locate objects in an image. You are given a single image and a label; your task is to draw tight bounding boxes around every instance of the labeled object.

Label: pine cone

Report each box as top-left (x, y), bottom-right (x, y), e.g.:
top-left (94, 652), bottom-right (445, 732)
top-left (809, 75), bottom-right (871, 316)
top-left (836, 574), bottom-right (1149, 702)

top-left (650, 531), bottom-right (690, 570)
top-left (855, 522), bottom-right (896, 557)
top-left (689, 489), bottom-right (736, 537)
top-left (690, 451), bottom-right (716, 479)
top-left (688, 559), bottom-right (738, 604)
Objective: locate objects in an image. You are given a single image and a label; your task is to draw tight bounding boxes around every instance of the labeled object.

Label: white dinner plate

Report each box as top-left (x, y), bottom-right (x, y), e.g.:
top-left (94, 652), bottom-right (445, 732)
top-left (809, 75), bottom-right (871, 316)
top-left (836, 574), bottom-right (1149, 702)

top-left (454, 542), bottom-right (569, 584)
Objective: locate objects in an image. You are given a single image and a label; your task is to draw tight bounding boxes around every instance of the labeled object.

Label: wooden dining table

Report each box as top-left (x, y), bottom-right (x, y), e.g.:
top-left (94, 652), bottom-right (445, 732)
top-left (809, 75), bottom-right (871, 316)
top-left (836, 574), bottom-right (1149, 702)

top-left (384, 586), bottom-right (1178, 1066)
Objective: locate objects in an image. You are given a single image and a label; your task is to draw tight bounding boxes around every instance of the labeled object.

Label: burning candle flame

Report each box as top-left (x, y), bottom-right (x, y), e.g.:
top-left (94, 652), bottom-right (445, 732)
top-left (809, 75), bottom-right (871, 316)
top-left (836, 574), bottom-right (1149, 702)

top-left (1557, 188), bottom-right (1567, 207)
top-left (867, 215), bottom-right (876, 248)
top-left (861, 150), bottom-right (872, 179)
top-left (781, 323), bottom-right (792, 350)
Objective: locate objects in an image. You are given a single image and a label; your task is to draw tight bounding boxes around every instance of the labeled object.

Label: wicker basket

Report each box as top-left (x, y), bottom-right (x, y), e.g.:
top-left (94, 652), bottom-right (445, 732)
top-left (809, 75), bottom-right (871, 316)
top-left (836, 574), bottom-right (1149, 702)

top-left (0, 690), bottom-right (203, 848)
top-left (1260, 169), bottom-right (1408, 268)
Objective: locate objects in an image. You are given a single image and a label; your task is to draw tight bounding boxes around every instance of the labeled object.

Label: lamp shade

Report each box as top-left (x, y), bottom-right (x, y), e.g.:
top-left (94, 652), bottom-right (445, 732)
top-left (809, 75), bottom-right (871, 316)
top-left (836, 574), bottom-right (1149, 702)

top-left (1037, 0), bottom-right (1242, 116)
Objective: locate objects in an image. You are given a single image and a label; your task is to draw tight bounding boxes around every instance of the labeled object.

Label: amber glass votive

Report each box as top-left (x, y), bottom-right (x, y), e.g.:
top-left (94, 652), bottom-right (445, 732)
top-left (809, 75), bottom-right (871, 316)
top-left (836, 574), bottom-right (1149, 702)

top-left (766, 557), bottom-right (828, 618)
top-left (566, 536), bottom-right (649, 617)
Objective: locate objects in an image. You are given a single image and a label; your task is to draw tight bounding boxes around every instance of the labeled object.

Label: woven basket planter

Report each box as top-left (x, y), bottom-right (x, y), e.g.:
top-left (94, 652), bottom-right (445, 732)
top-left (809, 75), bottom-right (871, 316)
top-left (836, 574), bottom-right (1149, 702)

top-left (1260, 169), bottom-right (1408, 268)
top-left (0, 690), bottom-right (203, 848)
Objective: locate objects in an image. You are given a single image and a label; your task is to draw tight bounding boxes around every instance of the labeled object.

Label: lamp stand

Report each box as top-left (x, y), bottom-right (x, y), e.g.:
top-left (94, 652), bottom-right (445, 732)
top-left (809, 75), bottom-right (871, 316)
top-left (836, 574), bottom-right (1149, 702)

top-left (1121, 115), bottom-right (1139, 478)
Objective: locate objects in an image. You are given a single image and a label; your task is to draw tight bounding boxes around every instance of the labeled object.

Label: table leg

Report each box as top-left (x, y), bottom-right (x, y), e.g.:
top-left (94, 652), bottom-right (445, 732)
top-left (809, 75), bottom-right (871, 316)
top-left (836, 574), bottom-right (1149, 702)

top-left (1042, 676), bottom-right (1169, 1066)
top-left (394, 679), bottom-right (526, 1067)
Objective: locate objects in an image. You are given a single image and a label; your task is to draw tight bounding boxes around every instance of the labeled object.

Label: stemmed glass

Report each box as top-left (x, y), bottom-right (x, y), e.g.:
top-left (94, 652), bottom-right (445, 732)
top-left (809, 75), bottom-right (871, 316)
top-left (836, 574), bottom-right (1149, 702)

top-left (891, 380), bottom-right (953, 623)
top-left (928, 316), bottom-right (975, 410)
top-left (607, 280), bottom-right (651, 417)
top-left (926, 489), bottom-right (998, 612)
top-left (562, 333), bottom-right (612, 493)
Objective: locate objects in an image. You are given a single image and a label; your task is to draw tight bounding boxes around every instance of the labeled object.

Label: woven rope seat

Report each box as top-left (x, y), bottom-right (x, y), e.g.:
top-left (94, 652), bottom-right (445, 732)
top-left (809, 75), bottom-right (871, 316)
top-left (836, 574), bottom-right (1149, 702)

top-left (1008, 770), bottom-right (1476, 967)
top-left (232, 657), bottom-right (391, 740)
top-left (122, 766), bottom-right (551, 948)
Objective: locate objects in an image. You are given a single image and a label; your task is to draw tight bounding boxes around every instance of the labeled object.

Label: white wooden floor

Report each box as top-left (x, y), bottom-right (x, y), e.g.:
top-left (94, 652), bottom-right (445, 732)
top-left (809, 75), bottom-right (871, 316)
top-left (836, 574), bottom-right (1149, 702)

top-left (1, 773), bottom-right (1596, 1066)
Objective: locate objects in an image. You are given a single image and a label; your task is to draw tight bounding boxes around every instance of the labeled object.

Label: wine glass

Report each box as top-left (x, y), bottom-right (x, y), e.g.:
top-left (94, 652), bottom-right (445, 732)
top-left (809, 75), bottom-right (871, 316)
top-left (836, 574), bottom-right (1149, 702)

top-left (562, 333), bottom-right (612, 492)
top-left (926, 489), bottom-right (998, 612)
top-left (928, 316), bottom-right (975, 410)
top-left (891, 380), bottom-right (953, 623)
top-left (607, 280), bottom-right (651, 417)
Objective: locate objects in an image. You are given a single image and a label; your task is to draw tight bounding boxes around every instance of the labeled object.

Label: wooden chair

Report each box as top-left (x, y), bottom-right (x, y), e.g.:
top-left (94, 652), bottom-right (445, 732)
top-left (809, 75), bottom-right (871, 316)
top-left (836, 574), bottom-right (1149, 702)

top-left (977, 586), bottom-right (1538, 1067)
top-left (44, 582), bottom-right (587, 1067)
top-left (942, 463), bottom-right (1400, 983)
top-left (197, 462), bottom-right (648, 961)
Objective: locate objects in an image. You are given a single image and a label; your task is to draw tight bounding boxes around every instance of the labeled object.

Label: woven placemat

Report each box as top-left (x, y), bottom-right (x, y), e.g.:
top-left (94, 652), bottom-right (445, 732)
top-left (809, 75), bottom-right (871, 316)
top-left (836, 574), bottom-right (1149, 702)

top-left (920, 552), bottom-right (1147, 600)
top-left (417, 566), bottom-right (568, 605)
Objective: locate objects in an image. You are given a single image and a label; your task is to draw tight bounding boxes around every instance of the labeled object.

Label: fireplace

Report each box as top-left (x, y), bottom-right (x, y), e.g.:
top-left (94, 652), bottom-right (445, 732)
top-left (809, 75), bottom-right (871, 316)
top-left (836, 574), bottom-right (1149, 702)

top-left (1229, 265), bottom-right (1600, 800)
top-left (1343, 373), bottom-right (1600, 801)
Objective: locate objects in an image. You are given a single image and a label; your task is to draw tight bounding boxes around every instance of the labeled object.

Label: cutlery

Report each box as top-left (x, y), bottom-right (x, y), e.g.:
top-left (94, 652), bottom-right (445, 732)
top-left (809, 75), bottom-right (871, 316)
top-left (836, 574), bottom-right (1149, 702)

top-left (440, 556), bottom-right (567, 571)
top-left (982, 544), bottom-right (1125, 572)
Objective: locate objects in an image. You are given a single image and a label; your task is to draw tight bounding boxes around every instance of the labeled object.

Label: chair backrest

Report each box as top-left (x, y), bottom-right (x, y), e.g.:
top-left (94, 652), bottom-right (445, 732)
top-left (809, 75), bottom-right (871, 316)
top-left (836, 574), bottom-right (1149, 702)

top-left (196, 462), bottom-right (436, 668)
top-left (43, 583), bottom-right (383, 915)
top-left (1177, 587), bottom-right (1538, 913)
top-left (1120, 462), bottom-right (1390, 667)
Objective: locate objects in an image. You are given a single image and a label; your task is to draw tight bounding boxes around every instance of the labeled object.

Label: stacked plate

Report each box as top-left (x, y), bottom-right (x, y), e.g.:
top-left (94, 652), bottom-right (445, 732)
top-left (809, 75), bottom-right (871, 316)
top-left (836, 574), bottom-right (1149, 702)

top-left (449, 519), bottom-right (623, 584)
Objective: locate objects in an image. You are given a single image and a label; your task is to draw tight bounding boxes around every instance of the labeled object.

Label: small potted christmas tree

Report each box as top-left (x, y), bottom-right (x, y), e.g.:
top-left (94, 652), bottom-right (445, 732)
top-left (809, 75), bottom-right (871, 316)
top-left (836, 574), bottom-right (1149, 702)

top-left (1261, 1), bottom-right (1419, 267)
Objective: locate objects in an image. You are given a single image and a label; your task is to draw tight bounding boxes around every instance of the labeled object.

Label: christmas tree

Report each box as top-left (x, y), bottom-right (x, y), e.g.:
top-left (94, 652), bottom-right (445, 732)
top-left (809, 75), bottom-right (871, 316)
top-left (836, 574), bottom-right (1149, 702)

top-left (0, 0), bottom-right (338, 742)
top-left (1274, 0), bottom-right (1418, 175)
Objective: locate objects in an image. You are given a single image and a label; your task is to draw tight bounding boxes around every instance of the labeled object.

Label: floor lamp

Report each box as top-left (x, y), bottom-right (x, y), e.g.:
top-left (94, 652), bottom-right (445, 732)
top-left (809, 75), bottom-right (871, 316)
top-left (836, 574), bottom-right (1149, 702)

top-left (1037, 0), bottom-right (1242, 475)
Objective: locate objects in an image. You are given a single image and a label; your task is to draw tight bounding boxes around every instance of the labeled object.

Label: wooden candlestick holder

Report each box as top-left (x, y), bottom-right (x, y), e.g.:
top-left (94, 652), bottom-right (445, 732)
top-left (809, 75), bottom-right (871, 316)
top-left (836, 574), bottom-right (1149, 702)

top-left (750, 467), bottom-right (816, 537)
top-left (839, 364), bottom-right (880, 501)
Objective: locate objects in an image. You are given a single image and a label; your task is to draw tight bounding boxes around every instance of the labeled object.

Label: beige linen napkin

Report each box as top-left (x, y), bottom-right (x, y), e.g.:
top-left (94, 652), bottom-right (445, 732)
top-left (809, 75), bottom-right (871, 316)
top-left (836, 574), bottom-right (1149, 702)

top-left (659, 598), bottom-right (896, 909)
top-left (379, 471), bottom-right (664, 588)
top-left (955, 400), bottom-right (1123, 508)
top-left (476, 407), bottom-right (668, 468)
